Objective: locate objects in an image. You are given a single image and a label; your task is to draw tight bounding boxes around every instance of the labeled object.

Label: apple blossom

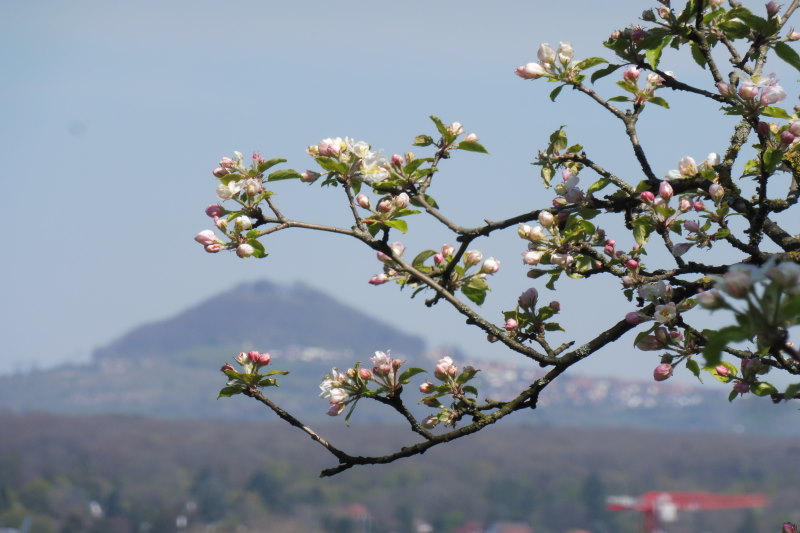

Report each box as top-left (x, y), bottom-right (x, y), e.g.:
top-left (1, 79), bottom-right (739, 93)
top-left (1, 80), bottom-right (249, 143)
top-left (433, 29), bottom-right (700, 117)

top-left (213, 167), bottom-right (228, 178)
top-left (419, 381), bottom-right (435, 394)
top-left (698, 290), bottom-right (725, 310)
top-left (433, 253), bottom-right (445, 265)
top-left (234, 216), bottom-right (252, 231)
top-left (464, 250), bottom-right (483, 266)
top-left (678, 156), bottom-right (697, 176)
top-left (715, 365), bottom-right (731, 377)
top-left (368, 274), bottom-right (388, 285)
top-left (640, 191), bottom-right (655, 203)
top-left (318, 137), bottom-right (343, 157)
top-left (219, 156), bottom-right (235, 168)
top-left (658, 181), bottom-right (673, 201)
top-left (327, 403), bottom-right (345, 416)
top-left (464, 133), bottom-right (479, 142)
top-left (654, 302), bottom-right (677, 323)
top-left (205, 204), bottom-right (225, 218)
top-left (505, 318), bottom-right (518, 331)
top-left (557, 41), bottom-right (574, 64)
top-left (441, 244), bottom-right (455, 257)
top-left (300, 170), bottom-right (320, 183)
top-left (391, 153), bottom-right (405, 166)
top-left (194, 230), bottom-right (219, 247)
top-left (204, 244), bottom-right (222, 253)
top-left (538, 210), bottom-right (555, 228)
top-left (394, 192), bottom-right (410, 209)
top-left (708, 183), bottom-right (724, 202)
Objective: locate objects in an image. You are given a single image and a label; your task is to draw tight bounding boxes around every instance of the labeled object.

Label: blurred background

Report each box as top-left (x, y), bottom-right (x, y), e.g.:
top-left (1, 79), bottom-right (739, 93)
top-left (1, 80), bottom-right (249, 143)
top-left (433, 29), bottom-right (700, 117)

top-left (2, 1), bottom-right (799, 532)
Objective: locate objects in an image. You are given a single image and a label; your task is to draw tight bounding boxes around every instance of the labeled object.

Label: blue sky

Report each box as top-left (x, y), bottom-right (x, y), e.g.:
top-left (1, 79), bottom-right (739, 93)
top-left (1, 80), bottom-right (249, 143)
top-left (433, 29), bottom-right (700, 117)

top-left (3, 1), bottom-right (794, 386)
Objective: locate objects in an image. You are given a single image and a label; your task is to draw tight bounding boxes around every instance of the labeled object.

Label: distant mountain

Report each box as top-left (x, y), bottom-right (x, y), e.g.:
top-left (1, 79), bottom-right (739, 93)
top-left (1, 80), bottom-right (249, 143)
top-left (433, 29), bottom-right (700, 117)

top-left (94, 279), bottom-right (425, 362)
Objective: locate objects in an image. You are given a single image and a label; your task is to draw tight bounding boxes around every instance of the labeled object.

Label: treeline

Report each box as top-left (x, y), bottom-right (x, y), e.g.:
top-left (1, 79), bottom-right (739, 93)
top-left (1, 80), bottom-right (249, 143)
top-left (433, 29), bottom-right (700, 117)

top-left (0, 411), bottom-right (797, 533)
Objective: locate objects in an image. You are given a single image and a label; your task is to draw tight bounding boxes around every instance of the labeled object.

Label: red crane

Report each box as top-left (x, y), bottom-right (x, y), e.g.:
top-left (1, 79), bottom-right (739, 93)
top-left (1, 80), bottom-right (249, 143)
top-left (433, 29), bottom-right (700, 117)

top-left (606, 491), bottom-right (767, 533)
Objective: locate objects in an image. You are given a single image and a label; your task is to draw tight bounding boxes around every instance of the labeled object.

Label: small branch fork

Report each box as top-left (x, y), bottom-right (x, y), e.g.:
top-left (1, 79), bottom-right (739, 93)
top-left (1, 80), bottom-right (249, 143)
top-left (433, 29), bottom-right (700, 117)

top-left (230, 4), bottom-right (800, 476)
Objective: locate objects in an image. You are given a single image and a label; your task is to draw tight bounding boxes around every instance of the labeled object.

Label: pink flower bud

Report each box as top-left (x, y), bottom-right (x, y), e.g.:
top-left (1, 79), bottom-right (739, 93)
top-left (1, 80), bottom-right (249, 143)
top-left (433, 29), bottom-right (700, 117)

top-left (757, 121), bottom-right (772, 136)
top-left (515, 62), bottom-right (548, 79)
top-left (658, 181), bottom-right (673, 201)
top-left (766, 1), bottom-right (781, 16)
top-left (625, 311), bottom-right (646, 325)
top-left (391, 153), bottom-right (405, 166)
top-left (790, 121), bottom-right (800, 136)
top-left (465, 250), bottom-right (483, 267)
top-left (236, 243), bottom-right (255, 258)
top-left (788, 30), bottom-right (800, 41)
top-left (631, 28), bottom-right (647, 44)
top-left (733, 381), bottom-right (750, 394)
top-left (783, 523), bottom-right (797, 533)
top-left (205, 204), bottom-right (225, 218)
top-left (257, 352), bottom-right (271, 366)
top-left (657, 6), bottom-right (670, 19)
top-left (204, 243), bottom-right (222, 253)
top-left (235, 352), bottom-right (248, 365)
top-left (683, 220), bottom-right (701, 232)
top-left (679, 198), bottom-right (691, 212)
top-left (622, 275), bottom-right (635, 287)
top-left (623, 66), bottom-right (640, 83)
top-left (693, 200), bottom-right (705, 211)
top-left (359, 368), bottom-right (372, 380)
top-left (715, 365), bottom-right (730, 376)
top-left (390, 242), bottom-right (405, 256)
top-left (327, 403), bottom-right (345, 416)
top-left (549, 301), bottom-right (561, 312)
top-left (518, 288), bottom-right (539, 308)
top-left (625, 259), bottom-right (639, 269)
top-left (220, 363), bottom-right (235, 373)
top-left (739, 82), bottom-right (759, 100)
top-left (505, 318), bottom-right (518, 331)
top-left (377, 199), bottom-right (392, 213)
top-left (430, 253), bottom-right (444, 265)
top-left (394, 193), bottom-right (410, 209)
top-left (300, 170), bottom-right (320, 183)
top-left (653, 363), bottom-right (673, 381)
top-left (421, 415), bottom-right (438, 428)
top-left (781, 130), bottom-right (796, 144)
top-left (318, 138), bottom-right (342, 157)
top-left (604, 245), bottom-right (615, 255)
top-left (708, 183), bottom-right (724, 201)
top-left (441, 244), bottom-right (455, 257)
top-left (538, 210), bottom-right (555, 227)
top-left (447, 122), bottom-right (464, 136)
top-left (368, 274), bottom-right (388, 285)
top-left (419, 381), bottom-right (435, 394)
top-left (698, 290), bottom-right (724, 310)
top-left (716, 81), bottom-right (731, 96)
top-left (640, 191), bottom-right (655, 203)
top-left (356, 193), bottom-right (371, 209)
top-left (522, 250), bottom-right (544, 266)
top-left (481, 257), bottom-right (500, 274)
top-left (213, 167), bottom-right (229, 178)
top-left (194, 230), bottom-right (219, 246)
top-left (376, 251), bottom-right (391, 262)
top-left (434, 356), bottom-right (456, 379)
top-left (464, 133), bottom-right (479, 142)
top-left (219, 157), bottom-right (236, 168)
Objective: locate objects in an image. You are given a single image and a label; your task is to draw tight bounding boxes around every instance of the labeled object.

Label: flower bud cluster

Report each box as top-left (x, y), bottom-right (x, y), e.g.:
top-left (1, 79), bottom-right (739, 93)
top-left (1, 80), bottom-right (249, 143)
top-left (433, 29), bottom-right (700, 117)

top-left (619, 63), bottom-right (675, 106)
top-left (218, 350), bottom-right (287, 396)
top-left (369, 242), bottom-right (406, 285)
top-left (515, 42), bottom-right (576, 81)
top-left (716, 73), bottom-right (787, 109)
top-left (420, 355), bottom-right (481, 429)
top-left (500, 288), bottom-right (563, 343)
top-left (307, 137), bottom-right (391, 182)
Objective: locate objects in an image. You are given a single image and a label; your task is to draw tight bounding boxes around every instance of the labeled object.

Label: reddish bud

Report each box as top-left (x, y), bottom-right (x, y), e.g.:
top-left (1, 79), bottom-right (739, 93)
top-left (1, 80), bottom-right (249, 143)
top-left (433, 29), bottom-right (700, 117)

top-left (419, 381), bottom-right (435, 394)
top-left (359, 368), bottom-right (372, 380)
top-left (356, 193), bottom-right (371, 209)
top-left (220, 363), bottom-right (235, 373)
top-left (653, 363), bottom-right (673, 381)
top-left (368, 274), bottom-right (388, 285)
top-left (625, 259), bottom-right (639, 269)
top-left (658, 181), bottom-right (673, 201)
top-left (715, 365), bottom-right (730, 376)
top-left (505, 318), bottom-right (518, 331)
top-left (213, 167), bottom-right (229, 178)
top-left (391, 153), bottom-right (405, 166)
top-left (640, 191), bottom-right (655, 203)
top-left (781, 130), bottom-right (796, 144)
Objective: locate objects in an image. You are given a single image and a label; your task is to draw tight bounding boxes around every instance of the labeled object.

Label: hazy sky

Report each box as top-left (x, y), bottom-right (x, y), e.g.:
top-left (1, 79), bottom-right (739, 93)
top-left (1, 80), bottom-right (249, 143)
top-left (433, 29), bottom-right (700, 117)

top-left (3, 1), bottom-right (794, 385)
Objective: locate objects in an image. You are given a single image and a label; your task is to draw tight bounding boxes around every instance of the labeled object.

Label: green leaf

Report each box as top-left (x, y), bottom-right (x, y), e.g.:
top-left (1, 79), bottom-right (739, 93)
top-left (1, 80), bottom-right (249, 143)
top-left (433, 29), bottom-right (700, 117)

top-left (249, 240), bottom-right (268, 259)
top-left (548, 127), bottom-right (568, 153)
top-left (366, 222), bottom-right (381, 237)
top-left (429, 115), bottom-right (448, 136)
top-left (685, 359), bottom-right (702, 380)
top-left (457, 367), bottom-right (480, 384)
top-left (540, 164), bottom-right (554, 188)
top-left (608, 95), bottom-right (630, 102)
top-left (763, 147), bottom-right (784, 173)
top-left (752, 381), bottom-right (777, 397)
top-left (632, 217), bottom-right (655, 246)
top-left (545, 269), bottom-right (562, 290)
top-left (217, 386), bottom-right (243, 399)
top-left (398, 367), bottom-right (426, 383)
top-left (413, 135), bottom-right (434, 147)
top-left (383, 219), bottom-right (408, 233)
top-left (412, 250), bottom-right (437, 267)
top-left (315, 156), bottom-right (348, 173)
top-left (457, 140), bottom-right (489, 154)
top-left (728, 389), bottom-right (739, 402)
top-left (761, 105), bottom-right (791, 119)
top-left (645, 36), bottom-right (671, 69)
top-left (690, 43), bottom-right (707, 69)
top-left (727, 7), bottom-right (767, 33)
top-left (393, 208), bottom-right (421, 218)
top-left (544, 322), bottom-right (564, 332)
top-left (256, 158), bottom-right (287, 174)
top-left (575, 57), bottom-right (608, 70)
top-left (587, 177), bottom-right (612, 194)
top-left (461, 277), bottom-right (490, 306)
top-left (616, 80), bottom-right (638, 94)
top-left (782, 383), bottom-right (800, 400)
top-left (590, 63), bottom-right (622, 84)
top-left (647, 96), bottom-right (670, 109)
top-left (718, 20), bottom-right (750, 39)
top-left (463, 385), bottom-right (478, 396)
top-left (257, 377), bottom-right (280, 387)
top-left (549, 84), bottom-right (565, 102)
top-left (267, 169), bottom-right (302, 181)
top-left (409, 194), bottom-right (439, 209)
top-left (702, 325), bottom-right (752, 366)
top-left (261, 369), bottom-right (290, 376)
top-left (774, 42), bottom-right (800, 73)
